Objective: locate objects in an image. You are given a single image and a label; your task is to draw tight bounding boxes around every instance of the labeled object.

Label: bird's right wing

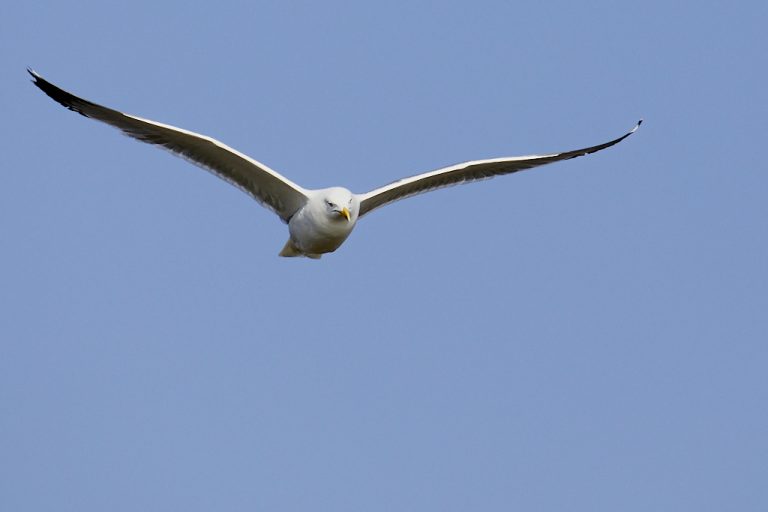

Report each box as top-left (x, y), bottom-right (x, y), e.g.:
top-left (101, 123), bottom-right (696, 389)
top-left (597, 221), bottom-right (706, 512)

top-left (29, 69), bottom-right (308, 223)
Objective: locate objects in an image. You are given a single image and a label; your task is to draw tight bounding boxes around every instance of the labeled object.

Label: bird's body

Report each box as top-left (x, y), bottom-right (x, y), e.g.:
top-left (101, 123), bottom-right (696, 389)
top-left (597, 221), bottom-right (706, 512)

top-left (283, 188), bottom-right (359, 258)
top-left (28, 69), bottom-right (640, 259)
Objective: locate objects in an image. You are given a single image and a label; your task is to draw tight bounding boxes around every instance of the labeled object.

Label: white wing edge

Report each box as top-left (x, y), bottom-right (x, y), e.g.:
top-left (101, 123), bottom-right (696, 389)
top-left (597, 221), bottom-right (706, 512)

top-left (356, 153), bottom-right (559, 201)
top-left (28, 68), bottom-right (311, 221)
top-left (356, 120), bottom-right (642, 215)
top-left (122, 111), bottom-right (310, 197)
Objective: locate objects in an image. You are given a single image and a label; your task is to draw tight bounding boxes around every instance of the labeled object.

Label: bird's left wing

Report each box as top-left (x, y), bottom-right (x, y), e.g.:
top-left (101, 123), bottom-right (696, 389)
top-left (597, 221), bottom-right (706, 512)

top-left (28, 69), bottom-right (309, 223)
top-left (357, 120), bottom-right (641, 218)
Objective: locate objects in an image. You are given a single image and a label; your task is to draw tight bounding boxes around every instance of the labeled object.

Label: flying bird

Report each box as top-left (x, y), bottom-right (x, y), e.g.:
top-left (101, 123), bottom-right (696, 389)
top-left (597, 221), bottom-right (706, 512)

top-left (29, 69), bottom-right (641, 259)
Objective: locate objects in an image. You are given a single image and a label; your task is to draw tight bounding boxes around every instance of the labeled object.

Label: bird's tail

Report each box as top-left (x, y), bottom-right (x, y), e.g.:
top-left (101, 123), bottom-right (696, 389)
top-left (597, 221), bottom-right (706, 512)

top-left (279, 240), bottom-right (321, 259)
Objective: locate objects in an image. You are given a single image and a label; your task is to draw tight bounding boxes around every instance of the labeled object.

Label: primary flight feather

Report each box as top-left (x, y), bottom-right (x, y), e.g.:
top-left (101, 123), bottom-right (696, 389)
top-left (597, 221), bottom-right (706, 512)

top-left (29, 69), bottom-right (640, 259)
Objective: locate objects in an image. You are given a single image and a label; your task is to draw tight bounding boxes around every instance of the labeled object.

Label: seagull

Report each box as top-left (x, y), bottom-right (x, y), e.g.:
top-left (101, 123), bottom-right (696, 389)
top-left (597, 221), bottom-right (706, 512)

top-left (28, 69), bottom-right (641, 259)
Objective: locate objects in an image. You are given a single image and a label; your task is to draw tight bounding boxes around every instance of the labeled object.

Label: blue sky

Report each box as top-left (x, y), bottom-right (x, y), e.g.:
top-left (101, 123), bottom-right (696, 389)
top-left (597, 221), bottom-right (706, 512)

top-left (2, 1), bottom-right (766, 510)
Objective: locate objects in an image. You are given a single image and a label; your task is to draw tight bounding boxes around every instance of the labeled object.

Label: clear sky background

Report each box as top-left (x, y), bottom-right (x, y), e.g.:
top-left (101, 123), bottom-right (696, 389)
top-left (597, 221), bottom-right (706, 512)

top-left (1, 1), bottom-right (766, 510)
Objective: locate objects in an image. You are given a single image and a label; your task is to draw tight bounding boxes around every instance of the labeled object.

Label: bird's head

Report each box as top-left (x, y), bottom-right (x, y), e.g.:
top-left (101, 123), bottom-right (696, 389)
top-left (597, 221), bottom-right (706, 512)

top-left (320, 187), bottom-right (357, 223)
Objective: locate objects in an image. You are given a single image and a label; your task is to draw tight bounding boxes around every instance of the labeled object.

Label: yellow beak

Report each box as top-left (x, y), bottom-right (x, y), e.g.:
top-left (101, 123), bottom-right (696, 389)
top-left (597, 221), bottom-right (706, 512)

top-left (340, 207), bottom-right (351, 221)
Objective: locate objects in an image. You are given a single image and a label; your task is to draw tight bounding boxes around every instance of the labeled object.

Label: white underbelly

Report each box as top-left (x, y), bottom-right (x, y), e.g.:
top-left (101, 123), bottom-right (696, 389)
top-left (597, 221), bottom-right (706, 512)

top-left (289, 209), bottom-right (355, 254)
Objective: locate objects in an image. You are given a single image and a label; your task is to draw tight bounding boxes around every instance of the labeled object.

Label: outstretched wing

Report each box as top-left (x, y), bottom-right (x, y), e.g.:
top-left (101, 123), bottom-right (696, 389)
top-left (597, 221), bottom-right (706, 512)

top-left (356, 120), bottom-right (641, 218)
top-left (29, 69), bottom-right (308, 223)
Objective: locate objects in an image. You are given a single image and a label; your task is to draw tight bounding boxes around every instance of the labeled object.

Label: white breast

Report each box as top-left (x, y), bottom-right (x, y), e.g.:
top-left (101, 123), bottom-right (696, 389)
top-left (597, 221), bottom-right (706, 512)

top-left (288, 203), bottom-right (357, 255)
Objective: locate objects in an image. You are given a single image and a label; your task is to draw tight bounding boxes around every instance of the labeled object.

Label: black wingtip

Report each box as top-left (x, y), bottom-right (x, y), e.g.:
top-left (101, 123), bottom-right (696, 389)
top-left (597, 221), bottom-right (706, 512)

top-left (27, 69), bottom-right (95, 118)
top-left (27, 68), bottom-right (47, 89)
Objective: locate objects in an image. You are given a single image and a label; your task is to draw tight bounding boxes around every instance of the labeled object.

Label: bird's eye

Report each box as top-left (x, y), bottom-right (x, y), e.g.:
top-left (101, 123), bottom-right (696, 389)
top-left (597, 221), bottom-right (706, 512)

top-left (326, 200), bottom-right (335, 208)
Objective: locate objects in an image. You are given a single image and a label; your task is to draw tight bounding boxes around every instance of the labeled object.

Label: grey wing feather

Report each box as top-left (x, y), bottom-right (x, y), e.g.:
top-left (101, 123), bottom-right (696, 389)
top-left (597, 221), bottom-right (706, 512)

top-left (357, 120), bottom-right (641, 217)
top-left (28, 69), bottom-right (308, 222)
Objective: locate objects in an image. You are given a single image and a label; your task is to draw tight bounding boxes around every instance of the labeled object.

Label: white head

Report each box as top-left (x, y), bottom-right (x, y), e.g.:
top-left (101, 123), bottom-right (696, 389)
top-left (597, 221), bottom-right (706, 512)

top-left (318, 187), bottom-right (358, 223)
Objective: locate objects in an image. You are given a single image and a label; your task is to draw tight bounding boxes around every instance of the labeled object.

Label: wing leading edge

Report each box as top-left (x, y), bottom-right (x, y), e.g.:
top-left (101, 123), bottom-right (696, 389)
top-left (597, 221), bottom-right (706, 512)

top-left (357, 120), bottom-right (641, 218)
top-left (28, 69), bottom-right (308, 222)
